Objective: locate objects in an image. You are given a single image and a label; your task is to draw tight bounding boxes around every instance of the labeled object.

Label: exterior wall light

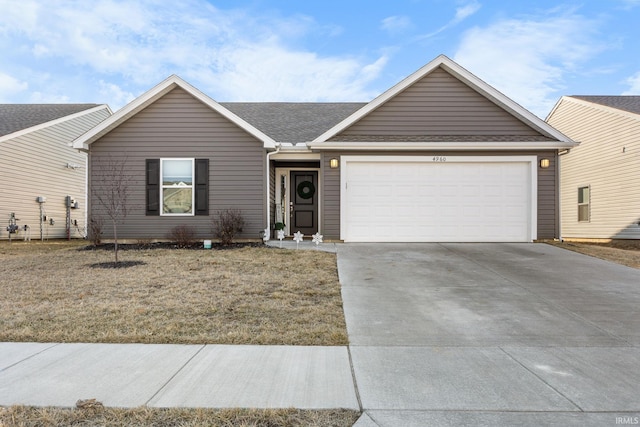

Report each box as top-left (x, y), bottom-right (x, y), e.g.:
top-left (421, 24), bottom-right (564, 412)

top-left (539, 158), bottom-right (550, 169)
top-left (329, 158), bottom-right (339, 169)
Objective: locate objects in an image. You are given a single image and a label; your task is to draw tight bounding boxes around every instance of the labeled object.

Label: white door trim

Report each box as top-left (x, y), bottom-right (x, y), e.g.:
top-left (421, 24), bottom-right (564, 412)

top-left (340, 155), bottom-right (538, 242)
top-left (275, 167), bottom-right (321, 236)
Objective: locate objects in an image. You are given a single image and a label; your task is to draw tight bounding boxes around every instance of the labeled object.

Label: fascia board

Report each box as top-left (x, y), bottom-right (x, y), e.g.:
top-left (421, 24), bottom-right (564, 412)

top-left (545, 96), bottom-right (568, 122)
top-left (1, 104), bottom-right (112, 145)
top-left (307, 141), bottom-right (579, 150)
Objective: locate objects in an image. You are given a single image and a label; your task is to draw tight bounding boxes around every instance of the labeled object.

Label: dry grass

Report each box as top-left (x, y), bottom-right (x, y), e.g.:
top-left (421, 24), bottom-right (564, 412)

top-left (547, 240), bottom-right (640, 269)
top-left (0, 241), bottom-right (348, 345)
top-left (0, 406), bottom-right (360, 427)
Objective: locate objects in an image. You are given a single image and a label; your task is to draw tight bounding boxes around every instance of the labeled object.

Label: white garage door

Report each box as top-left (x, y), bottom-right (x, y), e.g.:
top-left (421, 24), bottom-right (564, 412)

top-left (341, 156), bottom-right (536, 242)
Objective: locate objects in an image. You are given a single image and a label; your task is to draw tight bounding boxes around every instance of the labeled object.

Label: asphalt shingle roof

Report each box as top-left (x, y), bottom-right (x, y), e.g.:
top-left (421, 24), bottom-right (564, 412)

top-left (571, 96), bottom-right (640, 116)
top-left (221, 102), bottom-right (366, 142)
top-left (0, 104), bottom-right (100, 137)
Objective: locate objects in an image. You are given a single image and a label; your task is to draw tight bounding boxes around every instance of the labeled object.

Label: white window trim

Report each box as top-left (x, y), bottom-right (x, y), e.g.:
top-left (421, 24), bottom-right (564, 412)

top-left (577, 185), bottom-right (590, 222)
top-left (160, 158), bottom-right (195, 217)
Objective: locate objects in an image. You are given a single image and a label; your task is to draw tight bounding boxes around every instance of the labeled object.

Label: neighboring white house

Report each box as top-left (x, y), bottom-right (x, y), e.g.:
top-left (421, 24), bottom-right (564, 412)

top-left (547, 96), bottom-right (640, 240)
top-left (0, 104), bottom-right (112, 240)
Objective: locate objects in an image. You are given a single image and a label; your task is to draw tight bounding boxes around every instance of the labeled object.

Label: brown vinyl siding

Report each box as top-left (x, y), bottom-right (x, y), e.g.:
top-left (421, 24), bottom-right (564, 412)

top-left (547, 98), bottom-right (640, 239)
top-left (0, 107), bottom-right (110, 240)
top-left (320, 151), bottom-right (558, 240)
top-left (334, 67), bottom-right (544, 138)
top-left (89, 88), bottom-right (266, 240)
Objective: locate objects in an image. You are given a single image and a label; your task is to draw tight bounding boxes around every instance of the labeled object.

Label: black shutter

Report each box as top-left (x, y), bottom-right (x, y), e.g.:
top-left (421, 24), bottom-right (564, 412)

top-left (194, 158), bottom-right (209, 216)
top-left (146, 159), bottom-right (160, 216)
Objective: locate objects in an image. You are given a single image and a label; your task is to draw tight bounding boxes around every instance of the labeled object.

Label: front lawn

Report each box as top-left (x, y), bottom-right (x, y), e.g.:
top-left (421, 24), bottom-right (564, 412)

top-left (548, 240), bottom-right (640, 269)
top-left (0, 241), bottom-right (348, 346)
top-left (0, 406), bottom-right (360, 427)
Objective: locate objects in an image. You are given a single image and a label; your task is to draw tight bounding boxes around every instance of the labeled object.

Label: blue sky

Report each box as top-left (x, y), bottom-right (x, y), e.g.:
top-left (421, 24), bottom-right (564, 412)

top-left (1, 0), bottom-right (639, 118)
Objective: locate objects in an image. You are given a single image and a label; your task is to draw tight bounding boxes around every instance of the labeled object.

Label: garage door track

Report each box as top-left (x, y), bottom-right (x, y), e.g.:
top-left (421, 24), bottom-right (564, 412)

top-left (340, 243), bottom-right (640, 427)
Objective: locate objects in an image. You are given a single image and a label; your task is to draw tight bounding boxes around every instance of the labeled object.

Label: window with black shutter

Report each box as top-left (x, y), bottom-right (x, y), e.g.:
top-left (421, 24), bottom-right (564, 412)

top-left (146, 159), bottom-right (160, 216)
top-left (146, 158), bottom-right (208, 216)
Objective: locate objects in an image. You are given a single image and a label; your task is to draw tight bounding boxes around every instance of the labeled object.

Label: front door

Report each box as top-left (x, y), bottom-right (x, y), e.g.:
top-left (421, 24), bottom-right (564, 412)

top-left (290, 171), bottom-right (318, 236)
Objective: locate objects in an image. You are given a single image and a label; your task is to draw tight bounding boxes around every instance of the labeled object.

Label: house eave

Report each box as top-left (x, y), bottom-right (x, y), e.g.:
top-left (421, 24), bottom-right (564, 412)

top-left (306, 141), bottom-right (579, 151)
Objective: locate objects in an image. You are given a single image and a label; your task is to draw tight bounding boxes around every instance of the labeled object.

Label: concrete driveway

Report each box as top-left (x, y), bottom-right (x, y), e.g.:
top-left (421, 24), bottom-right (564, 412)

top-left (339, 243), bottom-right (640, 427)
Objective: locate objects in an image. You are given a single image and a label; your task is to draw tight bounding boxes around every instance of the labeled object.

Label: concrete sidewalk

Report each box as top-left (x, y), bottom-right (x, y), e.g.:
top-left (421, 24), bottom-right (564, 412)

top-left (0, 342), bottom-right (359, 409)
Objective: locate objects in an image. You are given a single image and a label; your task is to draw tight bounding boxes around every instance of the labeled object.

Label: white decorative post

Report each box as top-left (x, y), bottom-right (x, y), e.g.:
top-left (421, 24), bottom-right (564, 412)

top-left (277, 229), bottom-right (285, 248)
top-left (293, 231), bottom-right (304, 250)
top-left (312, 232), bottom-right (323, 246)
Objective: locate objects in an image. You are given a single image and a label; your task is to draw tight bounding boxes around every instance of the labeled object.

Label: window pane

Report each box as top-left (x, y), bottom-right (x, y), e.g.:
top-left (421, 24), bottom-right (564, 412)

top-left (162, 160), bottom-right (193, 185)
top-left (163, 188), bottom-right (193, 214)
top-left (578, 204), bottom-right (589, 222)
top-left (578, 187), bottom-right (589, 204)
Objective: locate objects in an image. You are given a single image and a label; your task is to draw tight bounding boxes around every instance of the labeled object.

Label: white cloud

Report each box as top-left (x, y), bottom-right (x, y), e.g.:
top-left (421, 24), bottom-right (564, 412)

top-left (0, 0), bottom-right (386, 108)
top-left (622, 72), bottom-right (640, 95)
top-left (454, 12), bottom-right (603, 117)
top-left (454, 1), bottom-right (482, 23)
top-left (0, 72), bottom-right (28, 101)
top-left (417, 0), bottom-right (481, 40)
top-left (617, 0), bottom-right (640, 9)
top-left (381, 16), bottom-right (412, 34)
top-left (29, 92), bottom-right (71, 103)
top-left (190, 42), bottom-right (386, 102)
top-left (99, 81), bottom-right (136, 107)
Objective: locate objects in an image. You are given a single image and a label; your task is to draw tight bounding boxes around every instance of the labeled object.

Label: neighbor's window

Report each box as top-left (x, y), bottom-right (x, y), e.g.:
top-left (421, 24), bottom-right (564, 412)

top-left (161, 158), bottom-right (194, 215)
top-left (578, 186), bottom-right (590, 222)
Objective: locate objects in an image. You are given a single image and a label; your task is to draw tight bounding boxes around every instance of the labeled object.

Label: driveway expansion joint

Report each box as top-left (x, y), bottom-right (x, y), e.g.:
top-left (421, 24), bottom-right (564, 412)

top-left (499, 346), bottom-right (584, 412)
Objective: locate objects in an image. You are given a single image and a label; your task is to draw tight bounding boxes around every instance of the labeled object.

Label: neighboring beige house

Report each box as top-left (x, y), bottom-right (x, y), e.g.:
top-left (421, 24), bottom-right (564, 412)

top-left (547, 96), bottom-right (640, 240)
top-left (75, 55), bottom-right (576, 243)
top-left (0, 104), bottom-right (112, 240)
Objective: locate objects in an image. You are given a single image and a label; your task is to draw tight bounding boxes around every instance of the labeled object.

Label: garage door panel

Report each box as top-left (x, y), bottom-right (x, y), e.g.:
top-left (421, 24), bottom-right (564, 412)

top-left (343, 159), bottom-right (533, 242)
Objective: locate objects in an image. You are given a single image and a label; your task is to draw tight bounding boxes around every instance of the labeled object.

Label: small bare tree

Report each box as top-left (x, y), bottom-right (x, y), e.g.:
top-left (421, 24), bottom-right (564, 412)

top-left (93, 155), bottom-right (131, 263)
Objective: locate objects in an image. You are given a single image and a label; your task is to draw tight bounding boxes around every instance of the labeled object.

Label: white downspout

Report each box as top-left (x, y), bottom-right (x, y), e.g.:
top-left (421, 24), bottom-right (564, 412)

top-left (264, 144), bottom-right (282, 241)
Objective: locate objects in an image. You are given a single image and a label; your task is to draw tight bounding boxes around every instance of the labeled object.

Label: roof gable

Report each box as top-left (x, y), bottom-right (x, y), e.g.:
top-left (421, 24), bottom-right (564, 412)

top-left (332, 66), bottom-right (542, 139)
top-left (73, 75), bottom-right (277, 150)
top-left (312, 55), bottom-right (573, 146)
top-left (0, 104), bottom-right (107, 139)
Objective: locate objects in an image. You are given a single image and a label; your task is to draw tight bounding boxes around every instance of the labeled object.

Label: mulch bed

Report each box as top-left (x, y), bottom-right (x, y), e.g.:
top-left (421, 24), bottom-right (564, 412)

top-left (80, 242), bottom-right (266, 251)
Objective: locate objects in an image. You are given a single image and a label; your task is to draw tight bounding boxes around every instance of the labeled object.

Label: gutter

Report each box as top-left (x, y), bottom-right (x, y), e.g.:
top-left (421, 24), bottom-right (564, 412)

top-left (307, 141), bottom-right (579, 150)
top-left (264, 144), bottom-right (282, 241)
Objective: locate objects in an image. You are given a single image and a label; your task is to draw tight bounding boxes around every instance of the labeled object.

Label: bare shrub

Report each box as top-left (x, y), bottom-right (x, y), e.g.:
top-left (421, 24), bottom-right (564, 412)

top-left (213, 209), bottom-right (245, 245)
top-left (88, 216), bottom-right (103, 246)
top-left (168, 225), bottom-right (197, 248)
top-left (93, 155), bottom-right (131, 263)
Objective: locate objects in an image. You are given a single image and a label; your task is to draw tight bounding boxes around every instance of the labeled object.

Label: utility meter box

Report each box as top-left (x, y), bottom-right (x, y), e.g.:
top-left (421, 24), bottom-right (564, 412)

top-left (36, 196), bottom-right (46, 203)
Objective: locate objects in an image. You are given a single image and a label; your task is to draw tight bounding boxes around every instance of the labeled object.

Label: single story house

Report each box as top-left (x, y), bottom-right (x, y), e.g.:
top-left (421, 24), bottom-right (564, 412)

top-left (546, 96), bottom-right (640, 240)
top-left (74, 55), bottom-right (576, 243)
top-left (0, 104), bottom-right (112, 240)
